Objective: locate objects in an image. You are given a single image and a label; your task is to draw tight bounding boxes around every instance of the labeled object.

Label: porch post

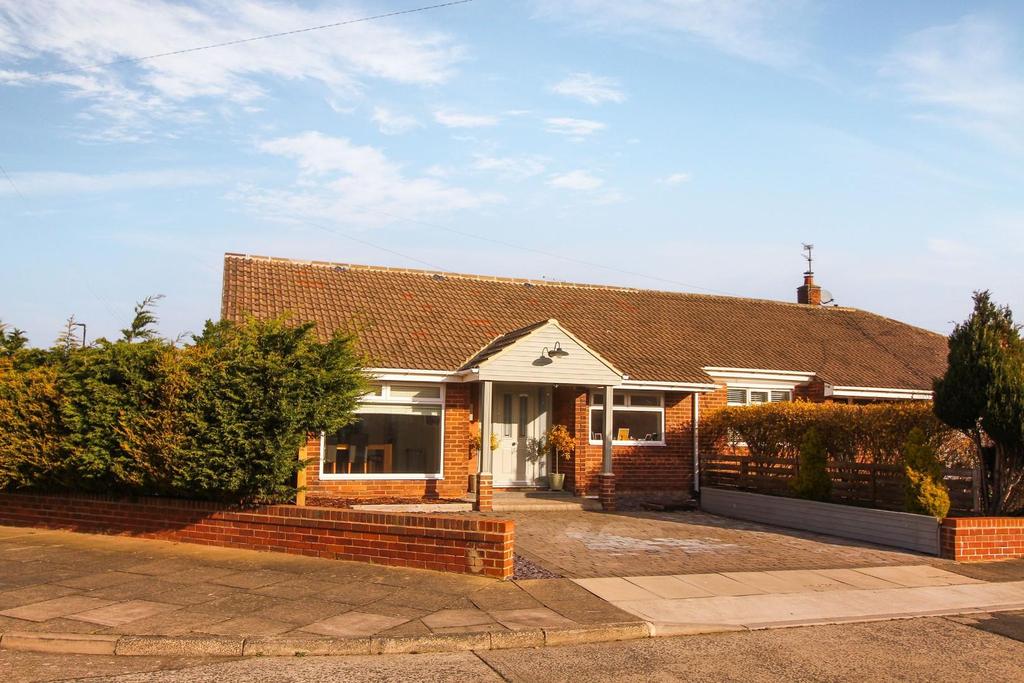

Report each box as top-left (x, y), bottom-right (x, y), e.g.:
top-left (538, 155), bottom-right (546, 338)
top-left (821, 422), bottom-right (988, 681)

top-left (475, 380), bottom-right (494, 512)
top-left (599, 384), bottom-right (616, 511)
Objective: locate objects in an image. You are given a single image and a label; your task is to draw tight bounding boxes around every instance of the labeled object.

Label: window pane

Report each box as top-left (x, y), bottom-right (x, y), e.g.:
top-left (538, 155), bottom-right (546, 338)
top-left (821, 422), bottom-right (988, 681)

top-left (590, 408), bottom-right (605, 441)
top-left (590, 408), bottom-right (662, 442)
top-left (628, 393), bottom-right (660, 407)
top-left (727, 388), bottom-right (747, 405)
top-left (770, 390), bottom-right (791, 402)
top-left (389, 384), bottom-right (441, 400)
top-left (749, 390), bottom-right (769, 404)
top-left (326, 407), bottom-right (441, 475)
top-left (614, 410), bottom-right (661, 441)
top-left (613, 392), bottom-right (625, 406)
top-left (365, 383), bottom-right (383, 397)
top-left (591, 392), bottom-right (604, 405)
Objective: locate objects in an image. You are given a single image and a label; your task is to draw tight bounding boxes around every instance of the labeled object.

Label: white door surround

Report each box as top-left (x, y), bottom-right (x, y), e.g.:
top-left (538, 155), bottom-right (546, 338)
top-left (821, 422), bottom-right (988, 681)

top-left (491, 384), bottom-right (550, 487)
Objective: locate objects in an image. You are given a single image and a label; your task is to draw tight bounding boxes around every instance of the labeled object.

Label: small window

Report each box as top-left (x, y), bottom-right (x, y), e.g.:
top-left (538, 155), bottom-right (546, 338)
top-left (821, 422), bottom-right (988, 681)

top-left (390, 384), bottom-right (441, 400)
top-left (727, 388), bottom-right (747, 405)
top-left (770, 390), bottom-right (791, 402)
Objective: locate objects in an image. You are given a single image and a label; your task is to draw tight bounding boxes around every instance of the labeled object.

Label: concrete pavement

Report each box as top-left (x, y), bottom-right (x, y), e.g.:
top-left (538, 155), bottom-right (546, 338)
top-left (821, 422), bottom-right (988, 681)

top-left (573, 565), bottom-right (1024, 633)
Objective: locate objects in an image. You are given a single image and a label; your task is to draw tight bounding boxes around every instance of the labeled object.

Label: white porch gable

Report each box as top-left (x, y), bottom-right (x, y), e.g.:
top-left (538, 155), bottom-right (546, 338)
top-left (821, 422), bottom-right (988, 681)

top-left (461, 319), bottom-right (624, 386)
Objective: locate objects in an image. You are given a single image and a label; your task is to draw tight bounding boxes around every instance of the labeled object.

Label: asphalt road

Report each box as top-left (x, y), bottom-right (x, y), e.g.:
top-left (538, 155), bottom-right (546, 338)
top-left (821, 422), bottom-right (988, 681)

top-left (7, 613), bottom-right (1024, 682)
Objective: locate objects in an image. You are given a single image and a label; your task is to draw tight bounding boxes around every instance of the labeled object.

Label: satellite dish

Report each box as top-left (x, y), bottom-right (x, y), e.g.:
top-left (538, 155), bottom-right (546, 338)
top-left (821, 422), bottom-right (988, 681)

top-left (821, 289), bottom-right (834, 305)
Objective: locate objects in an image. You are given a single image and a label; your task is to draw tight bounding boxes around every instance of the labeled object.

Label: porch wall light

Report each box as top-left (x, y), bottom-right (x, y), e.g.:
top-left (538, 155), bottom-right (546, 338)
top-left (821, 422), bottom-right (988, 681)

top-left (548, 341), bottom-right (569, 358)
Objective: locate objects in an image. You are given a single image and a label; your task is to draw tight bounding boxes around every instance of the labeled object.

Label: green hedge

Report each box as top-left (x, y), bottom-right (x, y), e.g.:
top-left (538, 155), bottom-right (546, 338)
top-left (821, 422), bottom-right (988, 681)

top-left (0, 307), bottom-right (365, 504)
top-left (702, 400), bottom-right (972, 467)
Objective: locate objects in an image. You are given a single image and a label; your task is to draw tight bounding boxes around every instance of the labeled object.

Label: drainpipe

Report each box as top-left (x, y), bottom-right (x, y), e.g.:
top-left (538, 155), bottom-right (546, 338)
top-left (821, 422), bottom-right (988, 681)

top-left (692, 392), bottom-right (700, 495)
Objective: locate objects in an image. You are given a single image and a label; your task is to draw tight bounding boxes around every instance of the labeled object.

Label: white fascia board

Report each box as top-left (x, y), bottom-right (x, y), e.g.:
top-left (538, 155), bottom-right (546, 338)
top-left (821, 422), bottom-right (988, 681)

top-left (831, 386), bottom-right (933, 400)
top-left (620, 379), bottom-right (718, 393)
top-left (366, 367), bottom-right (466, 383)
top-left (702, 367), bottom-right (817, 383)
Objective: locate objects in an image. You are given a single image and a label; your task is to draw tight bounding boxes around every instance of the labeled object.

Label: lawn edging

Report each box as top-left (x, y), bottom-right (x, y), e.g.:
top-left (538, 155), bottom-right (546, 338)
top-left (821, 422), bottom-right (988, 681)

top-left (700, 486), bottom-right (940, 555)
top-left (0, 492), bottom-right (514, 579)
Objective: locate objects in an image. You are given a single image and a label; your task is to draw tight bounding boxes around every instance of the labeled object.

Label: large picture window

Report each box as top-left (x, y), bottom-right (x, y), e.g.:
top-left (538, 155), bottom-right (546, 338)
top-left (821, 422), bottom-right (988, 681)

top-left (320, 382), bottom-right (444, 480)
top-left (589, 391), bottom-right (664, 445)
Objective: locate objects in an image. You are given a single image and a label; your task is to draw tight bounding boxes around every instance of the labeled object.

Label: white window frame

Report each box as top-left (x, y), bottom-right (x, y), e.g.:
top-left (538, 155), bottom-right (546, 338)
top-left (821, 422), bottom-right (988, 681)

top-left (726, 387), bottom-right (792, 406)
top-left (319, 382), bottom-right (446, 480)
top-left (588, 391), bottom-right (665, 447)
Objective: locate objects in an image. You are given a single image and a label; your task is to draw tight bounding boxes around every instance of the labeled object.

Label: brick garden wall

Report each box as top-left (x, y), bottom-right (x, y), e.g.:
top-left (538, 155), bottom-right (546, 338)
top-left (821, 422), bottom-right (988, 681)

top-left (940, 517), bottom-right (1024, 563)
top-left (0, 493), bottom-right (514, 579)
top-left (303, 383), bottom-right (473, 501)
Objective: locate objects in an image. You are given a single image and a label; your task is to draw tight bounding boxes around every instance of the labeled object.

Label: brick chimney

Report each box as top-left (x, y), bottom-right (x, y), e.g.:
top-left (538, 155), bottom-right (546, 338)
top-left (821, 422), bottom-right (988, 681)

top-left (797, 272), bottom-right (822, 305)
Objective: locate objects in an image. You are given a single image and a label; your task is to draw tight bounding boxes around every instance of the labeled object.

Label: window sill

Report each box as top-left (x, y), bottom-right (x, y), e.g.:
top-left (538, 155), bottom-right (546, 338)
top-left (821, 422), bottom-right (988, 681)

top-left (588, 440), bottom-right (666, 447)
top-left (317, 473), bottom-right (445, 481)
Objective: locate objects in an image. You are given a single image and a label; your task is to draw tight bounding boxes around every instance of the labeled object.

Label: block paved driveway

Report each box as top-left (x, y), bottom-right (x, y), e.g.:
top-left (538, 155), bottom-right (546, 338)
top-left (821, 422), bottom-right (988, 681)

top-left (0, 526), bottom-right (637, 640)
top-left (506, 510), bottom-right (945, 578)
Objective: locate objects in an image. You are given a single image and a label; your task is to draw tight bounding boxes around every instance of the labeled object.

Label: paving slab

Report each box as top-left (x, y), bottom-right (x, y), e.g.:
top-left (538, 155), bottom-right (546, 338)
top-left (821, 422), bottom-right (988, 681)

top-left (572, 577), bottom-right (659, 602)
top-left (623, 575), bottom-right (715, 599)
top-left (812, 567), bottom-right (905, 590)
top-left (0, 595), bottom-right (115, 623)
top-left (854, 565), bottom-right (982, 588)
top-left (68, 600), bottom-right (180, 627)
top-left (300, 611), bottom-right (411, 637)
top-left (422, 608), bottom-right (495, 630)
top-left (672, 573), bottom-right (766, 596)
top-left (489, 607), bottom-right (578, 630)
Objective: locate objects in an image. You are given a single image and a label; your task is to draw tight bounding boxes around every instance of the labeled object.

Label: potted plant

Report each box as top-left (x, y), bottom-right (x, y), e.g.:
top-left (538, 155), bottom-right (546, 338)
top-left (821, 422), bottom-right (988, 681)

top-left (545, 424), bottom-right (576, 491)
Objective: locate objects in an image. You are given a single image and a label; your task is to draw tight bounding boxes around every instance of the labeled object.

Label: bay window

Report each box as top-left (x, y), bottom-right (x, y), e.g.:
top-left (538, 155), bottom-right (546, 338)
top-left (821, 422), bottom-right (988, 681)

top-left (589, 391), bottom-right (664, 445)
top-left (320, 382), bottom-right (444, 479)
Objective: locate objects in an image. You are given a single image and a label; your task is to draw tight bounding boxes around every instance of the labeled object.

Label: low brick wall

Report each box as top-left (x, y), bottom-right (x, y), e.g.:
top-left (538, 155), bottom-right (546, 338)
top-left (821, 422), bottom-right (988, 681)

top-left (0, 493), bottom-right (514, 579)
top-left (940, 517), bottom-right (1024, 563)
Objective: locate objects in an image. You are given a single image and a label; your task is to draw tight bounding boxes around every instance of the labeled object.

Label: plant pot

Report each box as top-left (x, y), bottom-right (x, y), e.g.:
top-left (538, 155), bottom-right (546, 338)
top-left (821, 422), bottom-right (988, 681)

top-left (548, 472), bottom-right (565, 491)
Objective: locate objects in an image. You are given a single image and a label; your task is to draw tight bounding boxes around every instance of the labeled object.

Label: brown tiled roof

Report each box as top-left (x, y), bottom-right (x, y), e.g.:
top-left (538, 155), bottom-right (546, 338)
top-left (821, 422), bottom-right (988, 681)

top-left (221, 253), bottom-right (949, 390)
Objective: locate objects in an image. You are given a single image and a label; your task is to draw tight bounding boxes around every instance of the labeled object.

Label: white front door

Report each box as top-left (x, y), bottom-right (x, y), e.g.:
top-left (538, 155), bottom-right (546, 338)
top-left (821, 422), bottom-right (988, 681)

top-left (492, 385), bottom-right (549, 487)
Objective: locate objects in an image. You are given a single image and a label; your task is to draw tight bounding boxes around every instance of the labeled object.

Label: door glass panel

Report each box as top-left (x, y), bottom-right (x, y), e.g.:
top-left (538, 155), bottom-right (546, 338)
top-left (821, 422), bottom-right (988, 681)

top-left (503, 394), bottom-right (512, 437)
top-left (518, 396), bottom-right (528, 437)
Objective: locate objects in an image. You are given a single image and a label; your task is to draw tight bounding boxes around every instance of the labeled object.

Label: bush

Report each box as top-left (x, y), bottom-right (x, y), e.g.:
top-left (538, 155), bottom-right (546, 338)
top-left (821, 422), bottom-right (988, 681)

top-left (903, 428), bottom-right (951, 519)
top-left (702, 401), bottom-right (970, 467)
top-left (0, 301), bottom-right (366, 505)
top-left (790, 428), bottom-right (831, 501)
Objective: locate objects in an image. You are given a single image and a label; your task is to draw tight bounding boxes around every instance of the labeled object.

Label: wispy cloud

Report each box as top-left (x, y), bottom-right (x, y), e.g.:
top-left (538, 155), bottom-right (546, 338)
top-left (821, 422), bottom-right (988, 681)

top-left (237, 131), bottom-right (502, 225)
top-left (472, 154), bottom-right (547, 180)
top-left (533, 0), bottom-right (808, 68)
top-left (550, 72), bottom-right (625, 104)
top-left (372, 106), bottom-right (421, 135)
top-left (0, 168), bottom-right (227, 196)
top-left (432, 109), bottom-right (501, 128)
top-left (881, 15), bottom-right (1024, 149)
top-left (0, 0), bottom-right (464, 140)
top-left (661, 172), bottom-right (692, 185)
top-left (544, 116), bottom-right (605, 140)
top-left (548, 169), bottom-right (603, 190)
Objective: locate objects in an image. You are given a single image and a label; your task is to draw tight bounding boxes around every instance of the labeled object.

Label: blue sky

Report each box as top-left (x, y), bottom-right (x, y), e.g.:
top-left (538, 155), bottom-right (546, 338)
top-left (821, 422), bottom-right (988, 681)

top-left (2, 0), bottom-right (1023, 345)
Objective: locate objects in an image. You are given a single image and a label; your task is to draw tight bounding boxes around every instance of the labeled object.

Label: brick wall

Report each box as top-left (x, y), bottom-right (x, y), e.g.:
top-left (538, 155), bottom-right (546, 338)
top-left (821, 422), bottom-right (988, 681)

top-left (304, 384), bottom-right (472, 501)
top-left (559, 388), bottom-right (695, 498)
top-left (0, 493), bottom-right (514, 579)
top-left (940, 517), bottom-right (1024, 562)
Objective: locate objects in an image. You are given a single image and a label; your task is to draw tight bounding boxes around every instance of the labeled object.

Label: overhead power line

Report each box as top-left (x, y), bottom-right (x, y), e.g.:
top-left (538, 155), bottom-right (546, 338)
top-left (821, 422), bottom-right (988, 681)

top-left (370, 210), bottom-right (741, 297)
top-left (0, 164), bottom-right (25, 201)
top-left (5, 0), bottom-right (475, 82)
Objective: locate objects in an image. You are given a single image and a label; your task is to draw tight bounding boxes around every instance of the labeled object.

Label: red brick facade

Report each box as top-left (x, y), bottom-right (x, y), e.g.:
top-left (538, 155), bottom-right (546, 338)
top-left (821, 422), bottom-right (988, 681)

top-left (557, 388), bottom-right (697, 499)
top-left (940, 517), bottom-right (1024, 562)
top-left (0, 493), bottom-right (514, 579)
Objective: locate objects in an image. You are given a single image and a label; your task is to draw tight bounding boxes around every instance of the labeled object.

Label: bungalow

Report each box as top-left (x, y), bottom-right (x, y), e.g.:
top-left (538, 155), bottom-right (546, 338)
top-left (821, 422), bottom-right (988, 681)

top-left (220, 253), bottom-right (947, 511)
